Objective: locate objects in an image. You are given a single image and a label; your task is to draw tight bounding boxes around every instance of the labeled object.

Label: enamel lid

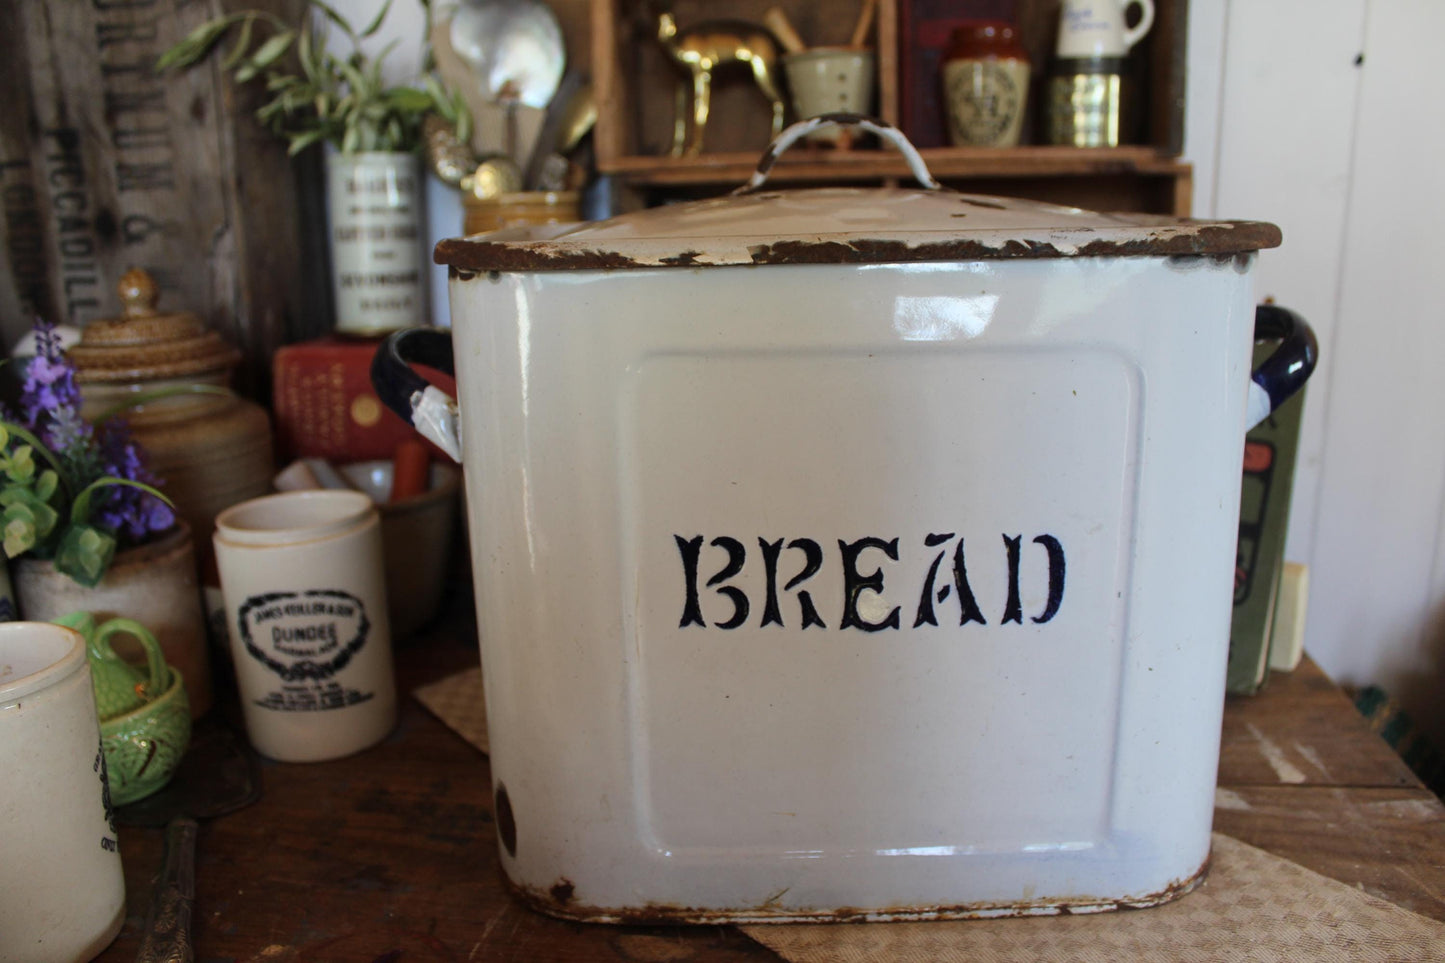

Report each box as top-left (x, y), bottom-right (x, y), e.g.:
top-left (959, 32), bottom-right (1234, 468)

top-left (435, 187), bottom-right (1282, 273)
top-left (435, 116), bottom-right (1281, 273)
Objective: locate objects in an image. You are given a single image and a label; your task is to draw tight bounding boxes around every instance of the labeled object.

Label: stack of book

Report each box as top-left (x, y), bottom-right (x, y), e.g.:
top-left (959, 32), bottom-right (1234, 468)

top-left (272, 336), bottom-right (455, 463)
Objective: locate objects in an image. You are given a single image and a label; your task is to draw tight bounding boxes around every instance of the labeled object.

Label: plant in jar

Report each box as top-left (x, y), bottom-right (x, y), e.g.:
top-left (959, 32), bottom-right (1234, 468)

top-left (156, 0), bottom-right (469, 156)
top-left (1, 321), bottom-right (175, 587)
top-left (159, 0), bottom-right (461, 334)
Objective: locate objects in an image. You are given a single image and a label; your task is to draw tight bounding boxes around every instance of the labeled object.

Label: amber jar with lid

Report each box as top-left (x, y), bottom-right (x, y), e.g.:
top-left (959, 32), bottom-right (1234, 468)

top-left (941, 21), bottom-right (1032, 147)
top-left (69, 269), bottom-right (275, 614)
top-left (463, 190), bottom-right (581, 237)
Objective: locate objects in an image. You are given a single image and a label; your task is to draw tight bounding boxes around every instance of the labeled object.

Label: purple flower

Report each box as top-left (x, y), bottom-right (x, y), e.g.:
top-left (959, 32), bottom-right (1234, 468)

top-left (11, 318), bottom-right (174, 547)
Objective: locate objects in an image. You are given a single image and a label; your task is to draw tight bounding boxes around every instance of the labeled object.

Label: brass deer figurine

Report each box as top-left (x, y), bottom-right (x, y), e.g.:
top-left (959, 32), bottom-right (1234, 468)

top-left (655, 10), bottom-right (786, 157)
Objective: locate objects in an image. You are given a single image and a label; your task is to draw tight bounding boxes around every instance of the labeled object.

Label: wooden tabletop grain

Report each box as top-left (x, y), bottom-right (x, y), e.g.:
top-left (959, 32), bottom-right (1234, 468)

top-left (94, 594), bottom-right (1445, 962)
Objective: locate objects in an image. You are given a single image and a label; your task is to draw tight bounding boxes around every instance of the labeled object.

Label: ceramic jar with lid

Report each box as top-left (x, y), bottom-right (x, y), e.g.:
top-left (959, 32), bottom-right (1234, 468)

top-left (67, 269), bottom-right (276, 652)
top-left (941, 21), bottom-right (1031, 147)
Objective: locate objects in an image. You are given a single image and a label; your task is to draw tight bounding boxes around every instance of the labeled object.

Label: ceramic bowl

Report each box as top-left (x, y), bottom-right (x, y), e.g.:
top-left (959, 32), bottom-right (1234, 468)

top-left (99, 666), bottom-right (191, 806)
top-left (339, 460), bottom-right (462, 639)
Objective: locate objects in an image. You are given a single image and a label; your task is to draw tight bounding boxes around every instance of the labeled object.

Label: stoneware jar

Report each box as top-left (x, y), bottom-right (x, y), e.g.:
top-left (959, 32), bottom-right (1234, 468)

top-left (374, 115), bottom-right (1316, 923)
top-left (942, 22), bottom-right (1031, 147)
top-left (68, 268), bottom-right (275, 638)
top-left (213, 490), bottom-right (397, 762)
top-left (326, 150), bottom-right (427, 333)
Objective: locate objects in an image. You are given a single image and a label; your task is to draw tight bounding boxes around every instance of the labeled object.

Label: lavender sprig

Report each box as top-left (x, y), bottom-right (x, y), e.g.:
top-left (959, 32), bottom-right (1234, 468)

top-left (1, 318), bottom-right (176, 583)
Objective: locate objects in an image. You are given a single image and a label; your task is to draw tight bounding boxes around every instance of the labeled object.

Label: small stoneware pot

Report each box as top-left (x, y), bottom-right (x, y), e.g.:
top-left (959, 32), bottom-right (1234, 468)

top-left (213, 490), bottom-right (397, 762)
top-left (98, 665), bottom-right (191, 806)
top-left (54, 611), bottom-right (170, 720)
top-left (15, 522), bottom-right (213, 718)
top-left (942, 21), bottom-right (1031, 147)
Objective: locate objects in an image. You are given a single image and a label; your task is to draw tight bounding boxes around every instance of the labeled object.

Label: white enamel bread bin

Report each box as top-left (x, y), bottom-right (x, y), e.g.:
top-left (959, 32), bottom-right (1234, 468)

top-left (373, 117), bottom-right (1315, 923)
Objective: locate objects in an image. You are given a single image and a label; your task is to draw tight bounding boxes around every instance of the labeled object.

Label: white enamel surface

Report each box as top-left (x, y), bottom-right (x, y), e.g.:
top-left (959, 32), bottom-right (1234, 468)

top-left (0, 623), bottom-right (125, 960)
top-left (447, 255), bottom-right (1258, 917)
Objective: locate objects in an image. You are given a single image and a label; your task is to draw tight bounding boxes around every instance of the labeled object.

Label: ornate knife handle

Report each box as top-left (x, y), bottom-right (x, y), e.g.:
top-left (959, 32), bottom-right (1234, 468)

top-left (134, 816), bottom-right (198, 963)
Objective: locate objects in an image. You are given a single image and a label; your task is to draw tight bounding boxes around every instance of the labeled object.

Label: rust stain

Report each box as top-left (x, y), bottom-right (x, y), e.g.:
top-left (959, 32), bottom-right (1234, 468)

top-left (442, 244), bottom-right (641, 273)
top-left (503, 856), bottom-right (1210, 925)
top-left (439, 222), bottom-right (1282, 275)
top-left (550, 877), bottom-right (575, 904)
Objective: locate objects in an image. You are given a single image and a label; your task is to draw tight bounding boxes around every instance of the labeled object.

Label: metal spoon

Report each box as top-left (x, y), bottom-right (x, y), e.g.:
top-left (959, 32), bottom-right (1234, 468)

top-left (449, 0), bottom-right (565, 162)
top-left (448, 0), bottom-right (565, 109)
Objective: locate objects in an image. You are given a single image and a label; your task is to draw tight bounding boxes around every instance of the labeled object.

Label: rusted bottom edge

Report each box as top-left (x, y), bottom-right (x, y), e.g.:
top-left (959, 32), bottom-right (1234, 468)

top-left (504, 853), bottom-right (1212, 925)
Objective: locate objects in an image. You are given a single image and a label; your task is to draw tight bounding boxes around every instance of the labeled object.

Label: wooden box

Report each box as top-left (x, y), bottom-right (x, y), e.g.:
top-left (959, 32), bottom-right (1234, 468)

top-left (0, 0), bottom-right (329, 398)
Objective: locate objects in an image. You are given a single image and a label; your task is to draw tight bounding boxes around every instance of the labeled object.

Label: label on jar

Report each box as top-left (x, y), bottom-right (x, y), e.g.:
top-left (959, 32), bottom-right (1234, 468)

top-left (943, 58), bottom-right (1030, 147)
top-left (326, 154), bottom-right (425, 333)
top-left (237, 589), bottom-right (376, 711)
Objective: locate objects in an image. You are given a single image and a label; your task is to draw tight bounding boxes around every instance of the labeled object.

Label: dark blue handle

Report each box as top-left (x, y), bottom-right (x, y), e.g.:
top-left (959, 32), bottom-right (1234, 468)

top-left (1248, 304), bottom-right (1317, 429)
top-left (370, 327), bottom-right (455, 428)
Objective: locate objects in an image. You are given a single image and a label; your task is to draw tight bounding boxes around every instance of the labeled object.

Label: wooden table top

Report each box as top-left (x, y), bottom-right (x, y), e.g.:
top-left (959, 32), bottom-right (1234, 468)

top-left (95, 595), bottom-right (1445, 962)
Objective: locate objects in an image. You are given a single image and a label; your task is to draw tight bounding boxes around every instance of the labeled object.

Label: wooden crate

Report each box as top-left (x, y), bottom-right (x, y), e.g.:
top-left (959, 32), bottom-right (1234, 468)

top-left (0, 0), bottom-right (328, 398)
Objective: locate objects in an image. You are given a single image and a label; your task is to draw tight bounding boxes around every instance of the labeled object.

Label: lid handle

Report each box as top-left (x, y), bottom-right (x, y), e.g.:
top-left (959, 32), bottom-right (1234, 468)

top-left (734, 114), bottom-right (942, 194)
top-left (118, 268), bottom-right (160, 318)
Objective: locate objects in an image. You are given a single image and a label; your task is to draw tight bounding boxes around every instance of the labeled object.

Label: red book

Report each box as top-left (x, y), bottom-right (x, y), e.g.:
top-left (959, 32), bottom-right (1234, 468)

top-left (272, 335), bottom-right (455, 463)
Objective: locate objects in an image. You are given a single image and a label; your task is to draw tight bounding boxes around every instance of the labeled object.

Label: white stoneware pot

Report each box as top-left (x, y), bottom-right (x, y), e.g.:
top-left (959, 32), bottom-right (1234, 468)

top-left (213, 490), bottom-right (396, 763)
top-left (372, 116), bottom-right (1316, 923)
top-left (0, 621), bottom-right (125, 961)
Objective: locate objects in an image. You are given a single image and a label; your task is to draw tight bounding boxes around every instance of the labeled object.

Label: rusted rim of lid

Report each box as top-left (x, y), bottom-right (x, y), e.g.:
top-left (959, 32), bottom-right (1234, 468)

top-left (434, 188), bottom-right (1283, 274)
top-left (69, 268), bottom-right (241, 383)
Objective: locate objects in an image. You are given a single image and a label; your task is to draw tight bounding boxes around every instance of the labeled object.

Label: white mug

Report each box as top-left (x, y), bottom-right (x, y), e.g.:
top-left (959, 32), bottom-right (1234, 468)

top-left (1056, 0), bottom-right (1155, 58)
top-left (0, 622), bottom-right (125, 963)
top-left (214, 490), bottom-right (396, 763)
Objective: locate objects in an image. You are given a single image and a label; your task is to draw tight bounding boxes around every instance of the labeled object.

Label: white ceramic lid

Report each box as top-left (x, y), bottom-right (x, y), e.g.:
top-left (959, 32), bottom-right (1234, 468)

top-left (435, 187), bottom-right (1281, 273)
top-left (436, 116), bottom-right (1280, 273)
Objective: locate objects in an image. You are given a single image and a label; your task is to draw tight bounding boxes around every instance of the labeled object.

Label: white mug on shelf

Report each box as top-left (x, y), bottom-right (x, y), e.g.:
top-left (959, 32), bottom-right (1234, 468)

top-left (1056, 0), bottom-right (1155, 58)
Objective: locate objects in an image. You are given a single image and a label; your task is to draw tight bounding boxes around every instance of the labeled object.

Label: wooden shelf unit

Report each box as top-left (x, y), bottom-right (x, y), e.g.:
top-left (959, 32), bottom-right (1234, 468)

top-left (588, 0), bottom-right (1192, 214)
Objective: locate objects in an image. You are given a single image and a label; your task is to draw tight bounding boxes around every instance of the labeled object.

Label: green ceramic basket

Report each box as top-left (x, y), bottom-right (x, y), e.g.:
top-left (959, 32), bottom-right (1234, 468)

top-left (99, 666), bottom-right (191, 806)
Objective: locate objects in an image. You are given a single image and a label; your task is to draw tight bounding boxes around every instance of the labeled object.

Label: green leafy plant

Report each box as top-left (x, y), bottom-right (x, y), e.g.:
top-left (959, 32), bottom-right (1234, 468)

top-left (157, 0), bottom-right (470, 155)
